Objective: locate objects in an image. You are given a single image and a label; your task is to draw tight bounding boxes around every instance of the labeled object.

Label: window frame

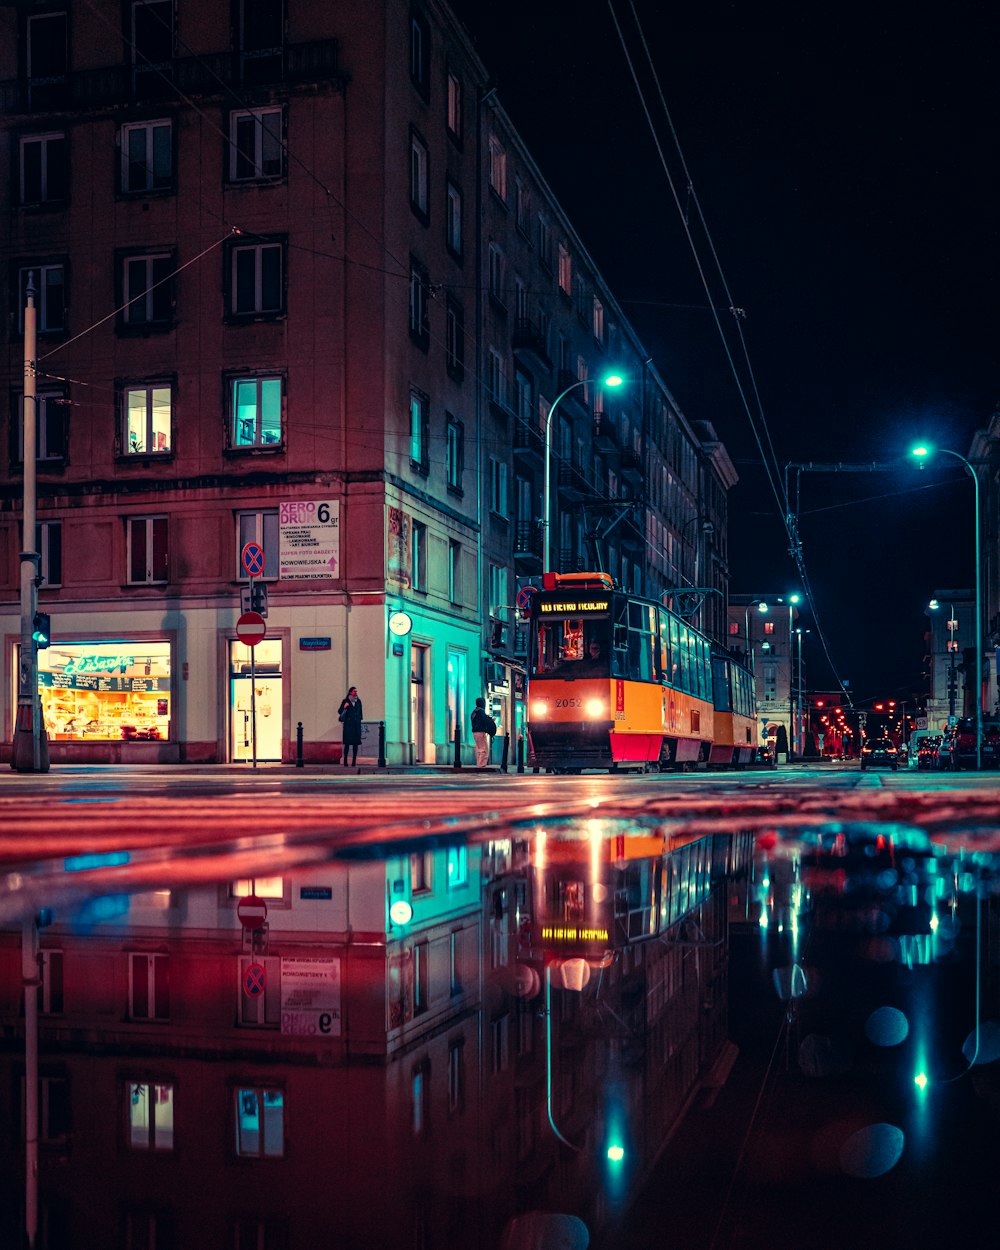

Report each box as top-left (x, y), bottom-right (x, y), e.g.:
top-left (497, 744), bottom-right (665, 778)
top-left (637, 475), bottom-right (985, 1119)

top-left (446, 414), bottom-right (464, 492)
top-left (411, 519), bottom-right (427, 592)
top-left (227, 237), bottom-right (285, 319)
top-left (120, 250), bottom-right (174, 330)
top-left (17, 263), bottom-right (67, 335)
top-left (449, 539), bottom-right (461, 605)
top-left (14, 389), bottom-right (68, 464)
top-left (236, 510), bottom-right (280, 580)
top-left (409, 129), bottom-right (429, 220)
top-left (409, 387), bottom-right (429, 472)
top-left (128, 951), bottom-right (170, 1018)
top-left (446, 70), bottom-right (463, 143)
top-left (18, 132), bottom-right (67, 206)
top-left (127, 1080), bottom-right (175, 1152)
top-left (488, 136), bottom-right (507, 202)
top-left (126, 516), bottom-right (169, 586)
top-left (409, 8), bottom-right (430, 98)
top-left (408, 257), bottom-right (430, 348)
top-left (445, 298), bottom-right (465, 381)
top-left (120, 380), bottom-right (173, 457)
top-left (120, 118), bottom-right (173, 194)
top-left (228, 106), bottom-right (284, 182)
top-left (37, 520), bottom-right (63, 589)
top-left (229, 373), bottom-right (284, 451)
top-left (489, 457), bottom-right (509, 519)
top-left (234, 1085), bottom-right (285, 1159)
top-left (445, 180), bottom-right (463, 258)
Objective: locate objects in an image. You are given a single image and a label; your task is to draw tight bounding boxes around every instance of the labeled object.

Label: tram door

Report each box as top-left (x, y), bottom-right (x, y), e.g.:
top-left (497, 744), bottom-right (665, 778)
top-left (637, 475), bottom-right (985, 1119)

top-left (230, 639), bottom-right (282, 762)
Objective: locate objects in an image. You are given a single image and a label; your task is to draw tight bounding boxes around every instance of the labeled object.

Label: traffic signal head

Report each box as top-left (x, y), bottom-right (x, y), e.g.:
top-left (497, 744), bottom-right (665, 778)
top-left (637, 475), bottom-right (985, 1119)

top-left (32, 611), bottom-right (50, 649)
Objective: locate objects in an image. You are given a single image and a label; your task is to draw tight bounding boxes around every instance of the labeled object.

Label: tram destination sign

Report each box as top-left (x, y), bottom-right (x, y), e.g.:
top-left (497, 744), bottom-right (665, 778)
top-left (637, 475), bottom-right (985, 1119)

top-left (539, 598), bottom-right (610, 614)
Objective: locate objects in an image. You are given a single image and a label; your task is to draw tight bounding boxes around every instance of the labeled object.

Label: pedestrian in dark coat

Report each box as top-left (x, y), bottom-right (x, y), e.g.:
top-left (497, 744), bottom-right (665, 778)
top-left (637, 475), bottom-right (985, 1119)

top-left (337, 687), bottom-right (363, 765)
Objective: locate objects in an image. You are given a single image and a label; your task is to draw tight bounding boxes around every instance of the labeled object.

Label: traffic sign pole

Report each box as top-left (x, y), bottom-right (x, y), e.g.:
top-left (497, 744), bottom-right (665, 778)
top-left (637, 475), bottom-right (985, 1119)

top-left (239, 542), bottom-right (265, 772)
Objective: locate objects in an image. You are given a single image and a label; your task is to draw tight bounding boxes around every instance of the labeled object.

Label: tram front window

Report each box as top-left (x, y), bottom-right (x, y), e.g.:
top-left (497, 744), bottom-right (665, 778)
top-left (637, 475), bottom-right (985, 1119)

top-left (532, 617), bottom-right (611, 677)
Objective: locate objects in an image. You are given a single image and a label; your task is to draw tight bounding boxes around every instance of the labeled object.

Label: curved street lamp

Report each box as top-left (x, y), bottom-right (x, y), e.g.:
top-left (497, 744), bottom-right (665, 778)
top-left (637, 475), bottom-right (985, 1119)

top-left (912, 445), bottom-right (982, 769)
top-left (543, 373), bottom-right (624, 573)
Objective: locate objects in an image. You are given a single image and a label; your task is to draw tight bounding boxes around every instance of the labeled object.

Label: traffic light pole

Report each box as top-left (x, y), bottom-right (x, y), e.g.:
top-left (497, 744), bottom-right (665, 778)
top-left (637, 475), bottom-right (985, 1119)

top-left (12, 275), bottom-right (49, 773)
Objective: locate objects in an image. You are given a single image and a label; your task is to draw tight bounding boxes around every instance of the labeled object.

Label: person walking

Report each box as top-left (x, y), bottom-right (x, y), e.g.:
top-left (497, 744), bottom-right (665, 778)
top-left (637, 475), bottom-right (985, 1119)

top-left (337, 686), bottom-right (363, 766)
top-left (470, 697), bottom-right (496, 769)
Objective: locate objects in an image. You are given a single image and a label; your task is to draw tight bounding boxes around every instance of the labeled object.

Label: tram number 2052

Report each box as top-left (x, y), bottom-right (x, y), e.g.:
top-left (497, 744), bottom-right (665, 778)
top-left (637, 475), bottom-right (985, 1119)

top-left (555, 698), bottom-right (583, 708)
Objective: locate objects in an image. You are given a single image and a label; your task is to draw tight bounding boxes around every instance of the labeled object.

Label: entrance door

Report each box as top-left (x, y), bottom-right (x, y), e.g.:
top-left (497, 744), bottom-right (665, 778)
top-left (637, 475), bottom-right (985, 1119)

top-left (410, 643), bottom-right (429, 762)
top-left (230, 639), bottom-right (282, 762)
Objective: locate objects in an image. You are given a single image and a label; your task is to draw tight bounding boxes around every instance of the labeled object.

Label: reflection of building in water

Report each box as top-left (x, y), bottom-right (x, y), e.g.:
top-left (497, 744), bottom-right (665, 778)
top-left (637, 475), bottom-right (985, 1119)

top-left (0, 830), bottom-right (748, 1247)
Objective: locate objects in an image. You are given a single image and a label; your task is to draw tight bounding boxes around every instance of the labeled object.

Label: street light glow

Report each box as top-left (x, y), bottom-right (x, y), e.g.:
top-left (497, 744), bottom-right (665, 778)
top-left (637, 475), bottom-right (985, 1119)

top-left (911, 445), bottom-right (930, 458)
top-left (603, 373), bottom-right (624, 388)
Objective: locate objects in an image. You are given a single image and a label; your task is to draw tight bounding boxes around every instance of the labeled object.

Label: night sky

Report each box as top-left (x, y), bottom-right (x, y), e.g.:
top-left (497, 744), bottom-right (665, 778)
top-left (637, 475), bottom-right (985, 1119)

top-left (451, 0), bottom-right (998, 704)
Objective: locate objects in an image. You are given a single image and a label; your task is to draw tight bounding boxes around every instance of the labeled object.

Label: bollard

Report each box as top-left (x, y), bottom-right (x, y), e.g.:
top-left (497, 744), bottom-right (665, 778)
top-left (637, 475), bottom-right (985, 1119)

top-left (295, 721), bottom-right (304, 768)
top-left (500, 733), bottom-right (510, 774)
top-left (453, 724), bottom-right (462, 770)
top-left (516, 734), bottom-right (525, 774)
top-left (378, 721), bottom-right (387, 769)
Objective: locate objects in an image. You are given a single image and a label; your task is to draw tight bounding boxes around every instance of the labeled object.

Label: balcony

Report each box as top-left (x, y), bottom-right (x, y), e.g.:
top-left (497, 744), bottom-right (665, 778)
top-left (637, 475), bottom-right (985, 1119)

top-left (512, 414), bottom-right (544, 462)
top-left (512, 318), bottom-right (552, 372)
top-left (620, 448), bottom-right (644, 487)
top-left (557, 549), bottom-right (589, 574)
top-left (557, 460), bottom-right (593, 502)
top-left (592, 411), bottom-right (620, 455)
top-left (514, 521), bottom-right (542, 570)
top-left (556, 371), bottom-right (591, 417)
top-left (1, 39), bottom-right (344, 115)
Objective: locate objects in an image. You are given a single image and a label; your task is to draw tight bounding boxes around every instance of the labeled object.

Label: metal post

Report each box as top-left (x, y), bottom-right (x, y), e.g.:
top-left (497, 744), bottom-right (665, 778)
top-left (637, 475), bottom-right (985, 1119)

top-left (12, 274), bottom-right (49, 773)
top-left (543, 379), bottom-right (587, 573)
top-left (249, 574), bottom-right (257, 772)
top-left (453, 724), bottom-right (462, 770)
top-left (500, 732), bottom-right (510, 773)
top-left (516, 733), bottom-right (525, 774)
top-left (378, 720), bottom-right (387, 769)
top-left (295, 721), bottom-right (303, 767)
top-left (23, 916), bottom-right (39, 1249)
top-left (948, 604), bottom-right (956, 719)
top-left (937, 451), bottom-right (982, 770)
top-left (796, 629), bottom-right (804, 757)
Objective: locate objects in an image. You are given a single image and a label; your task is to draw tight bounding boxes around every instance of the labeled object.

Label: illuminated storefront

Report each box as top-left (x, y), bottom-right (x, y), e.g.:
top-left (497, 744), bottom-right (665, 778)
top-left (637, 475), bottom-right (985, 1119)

top-left (38, 642), bottom-right (171, 743)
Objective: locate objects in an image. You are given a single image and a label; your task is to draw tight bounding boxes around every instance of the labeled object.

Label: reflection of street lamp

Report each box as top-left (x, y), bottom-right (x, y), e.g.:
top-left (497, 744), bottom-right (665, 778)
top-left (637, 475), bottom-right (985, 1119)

top-left (543, 373), bottom-right (623, 572)
top-left (913, 446), bottom-right (981, 769)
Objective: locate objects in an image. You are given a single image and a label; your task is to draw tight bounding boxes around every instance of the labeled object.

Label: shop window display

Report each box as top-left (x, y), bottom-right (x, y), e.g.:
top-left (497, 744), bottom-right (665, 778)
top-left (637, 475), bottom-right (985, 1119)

top-left (39, 642), bottom-right (171, 742)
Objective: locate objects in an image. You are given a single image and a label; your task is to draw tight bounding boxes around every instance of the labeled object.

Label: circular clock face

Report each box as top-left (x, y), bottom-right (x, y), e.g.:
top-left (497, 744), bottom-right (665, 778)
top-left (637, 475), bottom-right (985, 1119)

top-left (388, 611), bottom-right (413, 637)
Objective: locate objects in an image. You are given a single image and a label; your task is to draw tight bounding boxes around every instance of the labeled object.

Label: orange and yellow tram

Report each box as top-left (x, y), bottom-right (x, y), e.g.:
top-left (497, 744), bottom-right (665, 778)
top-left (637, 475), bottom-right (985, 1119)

top-left (526, 572), bottom-right (756, 772)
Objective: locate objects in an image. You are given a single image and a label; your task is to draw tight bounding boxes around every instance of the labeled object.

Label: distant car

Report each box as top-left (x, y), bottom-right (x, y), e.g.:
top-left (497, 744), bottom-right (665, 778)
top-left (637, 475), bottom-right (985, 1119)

top-left (860, 737), bottom-right (898, 770)
top-left (946, 718), bottom-right (1000, 769)
top-left (752, 743), bottom-right (777, 768)
top-left (916, 736), bottom-right (942, 770)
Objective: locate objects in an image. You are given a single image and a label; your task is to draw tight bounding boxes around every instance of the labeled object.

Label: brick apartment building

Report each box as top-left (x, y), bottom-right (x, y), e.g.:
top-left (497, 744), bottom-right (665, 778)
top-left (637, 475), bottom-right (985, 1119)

top-left (0, 0), bottom-right (736, 764)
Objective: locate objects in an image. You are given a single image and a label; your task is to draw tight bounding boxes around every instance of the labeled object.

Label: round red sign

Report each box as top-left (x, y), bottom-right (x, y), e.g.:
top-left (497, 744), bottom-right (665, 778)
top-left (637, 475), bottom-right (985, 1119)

top-left (236, 611), bottom-right (266, 647)
top-left (237, 895), bottom-right (268, 929)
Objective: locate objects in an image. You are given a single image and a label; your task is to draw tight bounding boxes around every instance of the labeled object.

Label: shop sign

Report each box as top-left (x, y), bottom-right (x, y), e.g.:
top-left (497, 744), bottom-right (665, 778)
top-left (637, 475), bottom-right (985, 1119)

top-left (39, 671), bottom-right (170, 693)
top-left (279, 500), bottom-right (340, 580)
top-left (280, 957), bottom-right (342, 1037)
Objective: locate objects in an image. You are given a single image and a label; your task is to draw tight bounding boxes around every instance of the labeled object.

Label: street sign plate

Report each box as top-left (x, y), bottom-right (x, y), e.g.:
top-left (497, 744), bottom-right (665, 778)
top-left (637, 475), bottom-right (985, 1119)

top-left (241, 542), bottom-right (265, 577)
top-left (244, 962), bottom-right (267, 997)
top-left (236, 612), bottom-right (266, 647)
top-left (516, 585), bottom-right (537, 613)
top-left (237, 895), bottom-right (268, 929)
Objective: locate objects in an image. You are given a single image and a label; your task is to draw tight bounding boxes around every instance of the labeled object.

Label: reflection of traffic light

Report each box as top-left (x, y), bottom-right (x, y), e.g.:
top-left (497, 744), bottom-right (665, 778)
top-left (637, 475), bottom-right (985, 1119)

top-left (32, 612), bottom-right (50, 649)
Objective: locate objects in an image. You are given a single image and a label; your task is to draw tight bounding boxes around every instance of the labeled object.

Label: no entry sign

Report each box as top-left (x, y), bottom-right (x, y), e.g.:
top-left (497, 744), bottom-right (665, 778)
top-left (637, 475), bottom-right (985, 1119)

top-left (236, 612), bottom-right (266, 647)
top-left (237, 894), bottom-right (268, 929)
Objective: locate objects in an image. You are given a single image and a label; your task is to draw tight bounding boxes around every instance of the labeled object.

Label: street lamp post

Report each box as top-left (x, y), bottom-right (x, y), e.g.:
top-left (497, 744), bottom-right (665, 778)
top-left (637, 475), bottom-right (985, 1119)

top-left (781, 594), bottom-right (800, 760)
top-left (913, 446), bottom-right (982, 769)
top-left (542, 373), bottom-right (623, 573)
top-left (929, 598), bottom-right (959, 721)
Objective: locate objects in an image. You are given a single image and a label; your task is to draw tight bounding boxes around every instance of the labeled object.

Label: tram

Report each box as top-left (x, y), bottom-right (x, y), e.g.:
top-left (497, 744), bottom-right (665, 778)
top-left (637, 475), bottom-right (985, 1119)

top-left (525, 571), bottom-right (756, 772)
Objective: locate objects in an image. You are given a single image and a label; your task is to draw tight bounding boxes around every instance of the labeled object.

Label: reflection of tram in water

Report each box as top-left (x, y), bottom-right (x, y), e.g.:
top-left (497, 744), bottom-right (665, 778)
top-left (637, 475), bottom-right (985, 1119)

top-left (526, 571), bottom-right (756, 772)
top-left (528, 828), bottom-right (756, 958)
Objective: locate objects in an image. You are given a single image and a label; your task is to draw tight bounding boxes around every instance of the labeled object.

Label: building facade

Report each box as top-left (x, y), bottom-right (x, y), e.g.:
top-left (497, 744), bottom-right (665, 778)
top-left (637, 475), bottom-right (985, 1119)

top-left (0, 0), bottom-right (736, 765)
top-left (727, 593), bottom-right (799, 757)
top-left (924, 590), bottom-right (975, 733)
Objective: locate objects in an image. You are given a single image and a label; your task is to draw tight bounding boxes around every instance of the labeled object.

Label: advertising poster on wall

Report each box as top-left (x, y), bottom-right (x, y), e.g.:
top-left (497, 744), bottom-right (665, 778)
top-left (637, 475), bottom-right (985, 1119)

top-left (280, 956), bottom-right (342, 1037)
top-left (386, 505), bottom-right (412, 589)
top-left (278, 500), bottom-right (340, 579)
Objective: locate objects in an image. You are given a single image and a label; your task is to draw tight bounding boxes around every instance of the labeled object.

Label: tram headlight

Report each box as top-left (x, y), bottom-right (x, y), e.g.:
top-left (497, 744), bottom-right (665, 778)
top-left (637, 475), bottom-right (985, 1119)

top-left (585, 698), bottom-right (606, 719)
top-left (530, 700), bottom-right (548, 718)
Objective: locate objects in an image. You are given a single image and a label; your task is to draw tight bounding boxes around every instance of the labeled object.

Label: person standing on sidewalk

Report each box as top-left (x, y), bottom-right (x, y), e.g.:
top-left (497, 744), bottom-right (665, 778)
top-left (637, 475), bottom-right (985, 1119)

top-left (471, 697), bottom-right (496, 769)
top-left (337, 687), bottom-right (363, 766)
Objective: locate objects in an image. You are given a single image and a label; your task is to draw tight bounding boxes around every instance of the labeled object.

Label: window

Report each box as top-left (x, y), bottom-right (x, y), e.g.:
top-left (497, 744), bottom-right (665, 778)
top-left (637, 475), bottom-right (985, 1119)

top-left (728, 621), bottom-right (740, 636)
top-left (235, 1087), bottom-right (284, 1158)
top-left (16, 391), bottom-right (67, 462)
top-left (37, 521), bottom-right (62, 588)
top-left (17, 264), bottom-right (66, 334)
top-left (128, 1082), bottom-right (174, 1150)
top-left (410, 131), bottom-right (429, 218)
top-left (129, 952), bottom-right (170, 1017)
top-left (413, 941), bottom-right (429, 1014)
top-left (449, 930), bottom-right (463, 996)
top-left (126, 517), bottom-right (169, 585)
top-left (446, 181), bottom-right (462, 256)
top-left (19, 133), bottom-right (67, 205)
top-left (514, 369), bottom-right (532, 423)
top-left (489, 564), bottom-right (507, 619)
top-left (410, 851), bottom-right (432, 894)
top-left (514, 178), bottom-right (531, 235)
top-left (121, 119), bottom-right (172, 193)
top-left (448, 1041), bottom-right (464, 1113)
top-left (764, 621), bottom-right (775, 634)
top-left (488, 244), bottom-right (506, 307)
top-left (411, 520), bottom-right (427, 591)
top-left (488, 137), bottom-right (507, 200)
top-left (538, 214), bottom-right (553, 271)
top-left (410, 9), bottom-right (430, 97)
top-left (237, 0), bottom-right (284, 85)
top-left (447, 845), bottom-right (468, 889)
top-left (593, 296), bottom-right (605, 344)
top-left (231, 375), bottom-right (283, 448)
top-left (446, 414), bottom-right (463, 490)
top-left (514, 277), bottom-right (527, 322)
top-left (229, 107), bottom-right (283, 181)
top-left (409, 388), bottom-right (429, 469)
top-left (22, 1074), bottom-right (69, 1146)
top-left (131, 0), bottom-right (173, 97)
top-left (123, 383), bottom-right (172, 455)
top-left (122, 252), bottom-right (173, 327)
top-left (446, 71), bottom-right (462, 140)
top-left (409, 259), bottom-right (429, 347)
top-left (229, 240), bottom-right (284, 316)
top-left (449, 540), bottom-right (461, 604)
top-left (27, 12), bottom-right (68, 109)
top-left (489, 458), bottom-right (508, 518)
top-left (237, 510), bottom-right (279, 579)
top-left (558, 244), bottom-right (572, 296)
top-left (488, 349), bottom-right (506, 407)
top-left (412, 1064), bottom-right (429, 1136)
top-left (445, 299), bottom-right (465, 380)
top-left (39, 949), bottom-right (64, 1013)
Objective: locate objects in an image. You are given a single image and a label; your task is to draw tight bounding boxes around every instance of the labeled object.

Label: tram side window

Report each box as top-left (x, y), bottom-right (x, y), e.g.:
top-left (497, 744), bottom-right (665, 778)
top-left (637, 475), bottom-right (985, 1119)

top-left (658, 610), bottom-right (671, 683)
top-left (711, 657), bottom-right (731, 711)
top-left (670, 616), bottom-right (684, 690)
top-left (626, 604), bottom-right (656, 682)
top-left (697, 637), bottom-right (711, 700)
